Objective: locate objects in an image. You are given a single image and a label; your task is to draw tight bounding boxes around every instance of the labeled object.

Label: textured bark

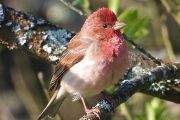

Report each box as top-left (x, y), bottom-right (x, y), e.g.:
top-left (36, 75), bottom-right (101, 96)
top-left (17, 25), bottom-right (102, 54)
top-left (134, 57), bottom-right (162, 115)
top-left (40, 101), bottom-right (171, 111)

top-left (0, 3), bottom-right (75, 63)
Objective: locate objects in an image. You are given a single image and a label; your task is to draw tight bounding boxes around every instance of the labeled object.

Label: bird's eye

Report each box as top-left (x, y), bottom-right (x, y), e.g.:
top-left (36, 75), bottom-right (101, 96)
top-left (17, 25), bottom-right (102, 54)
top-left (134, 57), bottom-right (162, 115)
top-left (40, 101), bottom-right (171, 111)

top-left (103, 24), bottom-right (108, 28)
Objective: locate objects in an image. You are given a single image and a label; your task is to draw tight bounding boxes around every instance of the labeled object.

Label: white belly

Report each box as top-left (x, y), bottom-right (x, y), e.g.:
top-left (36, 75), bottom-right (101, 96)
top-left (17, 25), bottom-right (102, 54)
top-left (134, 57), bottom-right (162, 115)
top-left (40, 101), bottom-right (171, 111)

top-left (61, 53), bottom-right (127, 97)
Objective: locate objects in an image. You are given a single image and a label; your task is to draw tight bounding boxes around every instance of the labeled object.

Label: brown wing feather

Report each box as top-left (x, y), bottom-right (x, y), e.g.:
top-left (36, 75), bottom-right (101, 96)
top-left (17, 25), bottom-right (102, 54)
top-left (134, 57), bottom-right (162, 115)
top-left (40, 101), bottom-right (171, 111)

top-left (48, 34), bottom-right (89, 91)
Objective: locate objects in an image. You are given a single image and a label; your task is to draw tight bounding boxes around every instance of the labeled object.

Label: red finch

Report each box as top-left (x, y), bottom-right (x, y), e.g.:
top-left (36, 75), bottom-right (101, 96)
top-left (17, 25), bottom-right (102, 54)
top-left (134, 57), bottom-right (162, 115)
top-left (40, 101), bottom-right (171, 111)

top-left (38, 8), bottom-right (128, 119)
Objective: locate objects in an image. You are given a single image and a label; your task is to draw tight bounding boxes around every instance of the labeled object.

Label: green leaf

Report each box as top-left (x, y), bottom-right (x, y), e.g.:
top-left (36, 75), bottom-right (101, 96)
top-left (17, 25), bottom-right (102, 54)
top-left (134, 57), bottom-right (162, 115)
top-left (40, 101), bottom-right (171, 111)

top-left (151, 98), bottom-right (161, 110)
top-left (105, 85), bottom-right (118, 94)
top-left (72, 0), bottom-right (82, 5)
top-left (135, 115), bottom-right (146, 120)
top-left (118, 9), bottom-right (150, 39)
top-left (118, 9), bottom-right (138, 21)
top-left (146, 102), bottom-right (156, 120)
top-left (134, 98), bottom-right (177, 120)
top-left (175, 0), bottom-right (180, 4)
top-left (108, 0), bottom-right (121, 15)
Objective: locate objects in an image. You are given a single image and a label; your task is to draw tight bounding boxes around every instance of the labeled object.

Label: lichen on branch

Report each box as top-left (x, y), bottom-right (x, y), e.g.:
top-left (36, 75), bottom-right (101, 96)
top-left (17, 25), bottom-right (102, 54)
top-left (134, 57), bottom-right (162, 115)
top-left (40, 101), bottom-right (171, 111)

top-left (0, 3), bottom-right (75, 63)
top-left (80, 63), bottom-right (180, 119)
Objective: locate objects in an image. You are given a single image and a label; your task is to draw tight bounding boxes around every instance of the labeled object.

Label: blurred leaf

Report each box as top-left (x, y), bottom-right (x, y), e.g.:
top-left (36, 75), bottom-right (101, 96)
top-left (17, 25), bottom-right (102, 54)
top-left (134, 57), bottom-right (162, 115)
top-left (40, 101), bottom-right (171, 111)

top-left (135, 97), bottom-right (177, 120)
top-left (118, 9), bottom-right (150, 39)
top-left (105, 85), bottom-right (118, 94)
top-left (82, 0), bottom-right (90, 10)
top-left (118, 9), bottom-right (138, 21)
top-left (135, 115), bottom-right (146, 120)
top-left (146, 102), bottom-right (156, 120)
top-left (108, 0), bottom-right (121, 15)
top-left (73, 0), bottom-right (90, 9)
top-left (72, 0), bottom-right (82, 5)
top-left (143, 98), bottom-right (177, 120)
top-left (151, 98), bottom-right (161, 110)
top-left (175, 0), bottom-right (180, 4)
top-left (133, 18), bottom-right (149, 39)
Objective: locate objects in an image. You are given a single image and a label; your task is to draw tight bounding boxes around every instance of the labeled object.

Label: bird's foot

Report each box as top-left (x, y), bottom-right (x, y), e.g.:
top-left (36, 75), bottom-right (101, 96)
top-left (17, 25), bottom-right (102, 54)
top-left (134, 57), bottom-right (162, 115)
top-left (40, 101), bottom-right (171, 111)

top-left (85, 107), bottom-right (101, 120)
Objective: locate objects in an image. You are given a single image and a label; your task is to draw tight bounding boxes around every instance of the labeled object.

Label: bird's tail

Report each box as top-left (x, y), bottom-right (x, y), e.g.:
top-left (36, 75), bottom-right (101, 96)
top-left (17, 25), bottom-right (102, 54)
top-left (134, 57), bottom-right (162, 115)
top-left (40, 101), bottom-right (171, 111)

top-left (37, 87), bottom-right (68, 120)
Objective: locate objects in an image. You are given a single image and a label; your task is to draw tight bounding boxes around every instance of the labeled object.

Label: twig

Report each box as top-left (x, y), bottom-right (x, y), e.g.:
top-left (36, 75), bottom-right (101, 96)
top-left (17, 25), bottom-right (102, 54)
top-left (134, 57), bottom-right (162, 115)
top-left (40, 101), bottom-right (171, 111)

top-left (160, 0), bottom-right (180, 25)
top-left (123, 34), bottom-right (162, 65)
top-left (119, 104), bottom-right (133, 120)
top-left (161, 15), bottom-right (176, 61)
top-left (37, 72), bottom-right (62, 120)
top-left (59, 0), bottom-right (86, 16)
top-left (38, 72), bottom-right (50, 99)
top-left (11, 62), bottom-right (41, 120)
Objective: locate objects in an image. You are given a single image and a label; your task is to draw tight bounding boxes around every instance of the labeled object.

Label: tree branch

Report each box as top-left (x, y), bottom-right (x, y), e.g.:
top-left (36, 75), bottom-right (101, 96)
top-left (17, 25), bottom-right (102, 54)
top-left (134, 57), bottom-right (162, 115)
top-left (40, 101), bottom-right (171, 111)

top-left (159, 0), bottom-right (180, 25)
top-left (59, 0), bottom-right (86, 16)
top-left (0, 3), bottom-right (75, 63)
top-left (80, 63), bottom-right (180, 120)
top-left (0, 3), bottom-right (179, 120)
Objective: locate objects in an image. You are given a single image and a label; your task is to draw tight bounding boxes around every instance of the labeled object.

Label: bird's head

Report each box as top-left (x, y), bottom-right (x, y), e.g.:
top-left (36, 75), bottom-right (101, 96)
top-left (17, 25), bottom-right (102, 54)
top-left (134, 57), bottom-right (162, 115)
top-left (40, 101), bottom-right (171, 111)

top-left (80, 8), bottom-right (127, 61)
top-left (80, 8), bottom-right (126, 41)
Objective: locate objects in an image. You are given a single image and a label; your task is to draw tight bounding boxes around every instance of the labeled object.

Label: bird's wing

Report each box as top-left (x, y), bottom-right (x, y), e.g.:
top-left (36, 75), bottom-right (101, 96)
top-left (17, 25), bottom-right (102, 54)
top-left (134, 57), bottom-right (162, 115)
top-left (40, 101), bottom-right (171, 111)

top-left (48, 34), bottom-right (90, 91)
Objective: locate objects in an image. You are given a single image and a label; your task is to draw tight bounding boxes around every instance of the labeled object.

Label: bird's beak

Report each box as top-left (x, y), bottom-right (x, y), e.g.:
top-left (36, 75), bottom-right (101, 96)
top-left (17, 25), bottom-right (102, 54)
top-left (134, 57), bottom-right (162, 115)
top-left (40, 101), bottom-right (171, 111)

top-left (113, 21), bottom-right (126, 30)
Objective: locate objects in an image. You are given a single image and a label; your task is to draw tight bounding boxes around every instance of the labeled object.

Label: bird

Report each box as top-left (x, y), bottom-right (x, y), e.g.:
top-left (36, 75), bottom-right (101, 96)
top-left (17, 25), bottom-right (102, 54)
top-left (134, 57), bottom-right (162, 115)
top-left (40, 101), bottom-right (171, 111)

top-left (38, 7), bottom-right (128, 120)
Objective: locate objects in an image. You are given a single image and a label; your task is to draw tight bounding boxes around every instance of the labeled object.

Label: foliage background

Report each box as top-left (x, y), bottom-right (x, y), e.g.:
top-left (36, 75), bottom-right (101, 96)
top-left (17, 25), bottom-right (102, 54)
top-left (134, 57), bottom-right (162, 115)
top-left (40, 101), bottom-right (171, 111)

top-left (0, 0), bottom-right (179, 120)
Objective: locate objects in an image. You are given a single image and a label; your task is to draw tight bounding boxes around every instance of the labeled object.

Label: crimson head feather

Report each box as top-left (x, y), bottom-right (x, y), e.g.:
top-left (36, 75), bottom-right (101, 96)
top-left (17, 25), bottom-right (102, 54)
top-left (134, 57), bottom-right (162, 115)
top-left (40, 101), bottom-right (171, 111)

top-left (79, 8), bottom-right (126, 60)
top-left (80, 8), bottom-right (126, 41)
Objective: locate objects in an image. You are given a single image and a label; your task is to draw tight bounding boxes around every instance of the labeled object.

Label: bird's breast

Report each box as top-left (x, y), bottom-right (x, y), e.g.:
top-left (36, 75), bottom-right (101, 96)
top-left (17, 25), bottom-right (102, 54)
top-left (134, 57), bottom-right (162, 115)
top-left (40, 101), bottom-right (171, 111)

top-left (61, 48), bottom-right (128, 97)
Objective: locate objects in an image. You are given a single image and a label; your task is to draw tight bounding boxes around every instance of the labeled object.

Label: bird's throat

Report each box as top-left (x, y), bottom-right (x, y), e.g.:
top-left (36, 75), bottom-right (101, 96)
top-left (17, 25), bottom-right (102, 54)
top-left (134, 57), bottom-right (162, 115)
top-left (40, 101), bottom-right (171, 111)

top-left (99, 39), bottom-right (125, 61)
